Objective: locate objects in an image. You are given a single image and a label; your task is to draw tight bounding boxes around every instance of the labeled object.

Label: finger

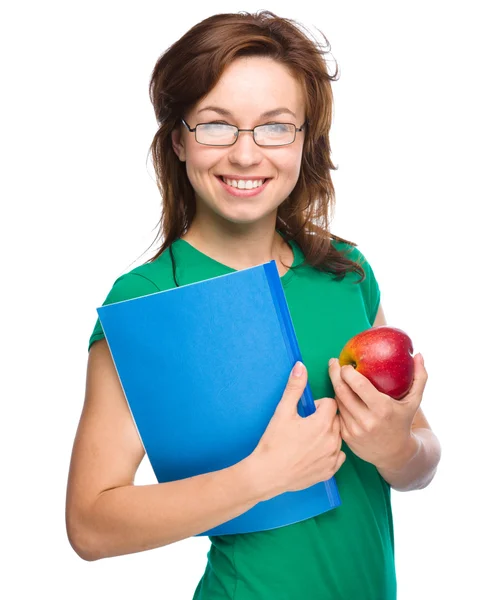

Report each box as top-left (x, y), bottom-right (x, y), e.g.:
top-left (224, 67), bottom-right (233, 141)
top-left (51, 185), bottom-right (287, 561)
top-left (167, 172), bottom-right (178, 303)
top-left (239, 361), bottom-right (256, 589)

top-left (313, 398), bottom-right (339, 435)
top-left (395, 353), bottom-right (428, 405)
top-left (331, 412), bottom-right (342, 436)
top-left (338, 363), bottom-right (385, 409)
top-left (407, 353), bottom-right (428, 399)
top-left (277, 361), bottom-right (308, 416)
top-left (314, 397), bottom-right (338, 415)
top-left (329, 358), bottom-right (368, 419)
top-left (335, 395), bottom-right (358, 436)
top-left (334, 450), bottom-right (346, 471)
top-left (338, 409), bottom-right (359, 444)
top-left (334, 426), bottom-right (343, 452)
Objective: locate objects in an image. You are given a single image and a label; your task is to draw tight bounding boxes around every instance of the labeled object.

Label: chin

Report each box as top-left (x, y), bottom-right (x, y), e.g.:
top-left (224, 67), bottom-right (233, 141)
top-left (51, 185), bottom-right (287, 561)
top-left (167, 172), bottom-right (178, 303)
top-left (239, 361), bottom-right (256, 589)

top-left (220, 204), bottom-right (279, 224)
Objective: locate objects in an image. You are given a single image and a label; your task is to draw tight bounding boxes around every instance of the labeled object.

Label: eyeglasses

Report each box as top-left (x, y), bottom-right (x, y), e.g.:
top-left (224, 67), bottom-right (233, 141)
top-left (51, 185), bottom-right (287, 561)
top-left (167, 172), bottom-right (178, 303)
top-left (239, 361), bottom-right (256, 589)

top-left (181, 118), bottom-right (306, 147)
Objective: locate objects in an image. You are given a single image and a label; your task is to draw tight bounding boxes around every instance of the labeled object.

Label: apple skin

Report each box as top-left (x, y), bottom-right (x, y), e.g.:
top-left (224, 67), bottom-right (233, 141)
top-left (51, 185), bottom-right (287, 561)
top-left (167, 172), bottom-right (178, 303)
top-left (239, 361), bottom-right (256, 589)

top-left (338, 326), bottom-right (414, 400)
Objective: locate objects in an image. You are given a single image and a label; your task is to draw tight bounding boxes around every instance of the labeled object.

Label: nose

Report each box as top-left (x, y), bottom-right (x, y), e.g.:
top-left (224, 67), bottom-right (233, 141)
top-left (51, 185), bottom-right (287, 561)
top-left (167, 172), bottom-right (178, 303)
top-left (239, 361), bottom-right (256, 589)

top-left (227, 130), bottom-right (263, 168)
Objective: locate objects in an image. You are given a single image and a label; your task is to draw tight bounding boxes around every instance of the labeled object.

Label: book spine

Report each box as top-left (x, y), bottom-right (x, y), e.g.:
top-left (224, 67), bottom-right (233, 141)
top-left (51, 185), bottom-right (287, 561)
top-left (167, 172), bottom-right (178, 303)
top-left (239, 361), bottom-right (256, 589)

top-left (262, 261), bottom-right (342, 509)
top-left (262, 262), bottom-right (315, 417)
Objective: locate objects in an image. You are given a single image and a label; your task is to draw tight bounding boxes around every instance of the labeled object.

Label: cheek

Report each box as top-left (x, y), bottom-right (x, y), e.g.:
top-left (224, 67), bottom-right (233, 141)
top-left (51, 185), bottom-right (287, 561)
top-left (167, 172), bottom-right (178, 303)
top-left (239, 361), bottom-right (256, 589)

top-left (278, 150), bottom-right (303, 183)
top-left (282, 144), bottom-right (303, 169)
top-left (184, 149), bottom-right (219, 185)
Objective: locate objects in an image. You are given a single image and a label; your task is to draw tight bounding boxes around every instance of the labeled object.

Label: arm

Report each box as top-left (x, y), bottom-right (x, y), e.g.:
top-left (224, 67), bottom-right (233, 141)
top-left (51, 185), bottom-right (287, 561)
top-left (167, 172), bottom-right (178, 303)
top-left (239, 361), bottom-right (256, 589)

top-left (371, 304), bottom-right (442, 491)
top-left (66, 339), bottom-right (269, 562)
top-left (375, 426), bottom-right (441, 492)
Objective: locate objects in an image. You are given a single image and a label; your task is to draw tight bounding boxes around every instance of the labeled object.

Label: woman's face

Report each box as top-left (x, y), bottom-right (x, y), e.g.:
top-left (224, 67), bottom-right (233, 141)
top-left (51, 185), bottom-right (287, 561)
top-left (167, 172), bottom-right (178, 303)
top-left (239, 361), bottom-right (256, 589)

top-left (172, 56), bottom-right (306, 229)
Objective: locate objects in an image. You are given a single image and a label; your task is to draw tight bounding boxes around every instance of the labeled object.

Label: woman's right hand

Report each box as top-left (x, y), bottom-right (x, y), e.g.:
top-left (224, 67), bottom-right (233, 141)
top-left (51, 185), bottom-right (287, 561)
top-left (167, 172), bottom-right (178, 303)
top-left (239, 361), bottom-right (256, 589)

top-left (251, 361), bottom-right (346, 500)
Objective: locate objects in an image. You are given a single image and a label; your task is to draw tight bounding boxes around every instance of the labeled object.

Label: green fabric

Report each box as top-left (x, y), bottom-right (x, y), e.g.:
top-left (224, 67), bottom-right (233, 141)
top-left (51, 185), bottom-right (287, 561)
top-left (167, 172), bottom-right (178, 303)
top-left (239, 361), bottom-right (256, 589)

top-left (88, 234), bottom-right (395, 600)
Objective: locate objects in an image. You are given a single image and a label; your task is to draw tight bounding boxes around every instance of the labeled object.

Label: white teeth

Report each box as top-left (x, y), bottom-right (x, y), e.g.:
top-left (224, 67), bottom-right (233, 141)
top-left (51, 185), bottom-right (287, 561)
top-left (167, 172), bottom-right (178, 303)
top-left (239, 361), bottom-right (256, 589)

top-left (222, 177), bottom-right (265, 189)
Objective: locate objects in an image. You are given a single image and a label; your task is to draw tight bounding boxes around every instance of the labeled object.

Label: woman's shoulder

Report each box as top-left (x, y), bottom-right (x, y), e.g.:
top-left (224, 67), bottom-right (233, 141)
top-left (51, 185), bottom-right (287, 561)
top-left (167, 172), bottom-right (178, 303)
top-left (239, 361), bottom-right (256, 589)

top-left (88, 256), bottom-right (172, 353)
top-left (105, 248), bottom-right (176, 298)
top-left (107, 264), bottom-right (161, 299)
top-left (98, 249), bottom-right (177, 309)
top-left (328, 237), bottom-right (372, 274)
top-left (330, 237), bottom-right (363, 260)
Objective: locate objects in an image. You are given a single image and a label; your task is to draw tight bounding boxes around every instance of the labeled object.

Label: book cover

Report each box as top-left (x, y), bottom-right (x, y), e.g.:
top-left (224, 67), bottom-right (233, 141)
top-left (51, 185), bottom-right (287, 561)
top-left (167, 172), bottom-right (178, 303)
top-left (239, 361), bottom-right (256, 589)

top-left (97, 260), bottom-right (341, 536)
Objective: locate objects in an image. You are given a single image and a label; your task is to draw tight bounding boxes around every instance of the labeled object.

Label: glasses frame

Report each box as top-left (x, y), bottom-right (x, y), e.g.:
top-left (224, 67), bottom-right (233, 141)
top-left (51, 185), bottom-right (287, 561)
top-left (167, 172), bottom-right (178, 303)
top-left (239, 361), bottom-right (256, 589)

top-left (180, 118), bottom-right (307, 147)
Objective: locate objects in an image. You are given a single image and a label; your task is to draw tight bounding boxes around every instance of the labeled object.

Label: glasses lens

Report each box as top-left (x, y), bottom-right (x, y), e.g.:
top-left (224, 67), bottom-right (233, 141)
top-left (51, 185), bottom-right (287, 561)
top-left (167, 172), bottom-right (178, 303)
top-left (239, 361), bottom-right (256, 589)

top-left (255, 123), bottom-right (295, 146)
top-left (196, 123), bottom-right (237, 145)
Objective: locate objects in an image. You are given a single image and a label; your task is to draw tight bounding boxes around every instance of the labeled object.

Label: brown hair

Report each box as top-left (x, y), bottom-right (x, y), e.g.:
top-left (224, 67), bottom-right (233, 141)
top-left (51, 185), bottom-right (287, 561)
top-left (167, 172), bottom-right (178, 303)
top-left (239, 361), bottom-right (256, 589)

top-left (145, 10), bottom-right (366, 284)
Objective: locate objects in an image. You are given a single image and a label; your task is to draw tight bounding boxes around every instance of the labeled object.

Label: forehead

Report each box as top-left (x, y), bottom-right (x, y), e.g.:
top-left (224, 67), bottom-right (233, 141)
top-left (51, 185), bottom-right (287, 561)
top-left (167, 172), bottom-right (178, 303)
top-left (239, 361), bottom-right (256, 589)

top-left (193, 56), bottom-right (305, 120)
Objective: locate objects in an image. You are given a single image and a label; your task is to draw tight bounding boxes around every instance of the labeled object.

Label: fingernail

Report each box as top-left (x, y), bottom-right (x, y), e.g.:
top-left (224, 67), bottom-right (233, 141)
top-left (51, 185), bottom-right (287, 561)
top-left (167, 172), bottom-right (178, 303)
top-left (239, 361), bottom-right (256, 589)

top-left (292, 361), bottom-right (304, 377)
top-left (329, 358), bottom-right (336, 367)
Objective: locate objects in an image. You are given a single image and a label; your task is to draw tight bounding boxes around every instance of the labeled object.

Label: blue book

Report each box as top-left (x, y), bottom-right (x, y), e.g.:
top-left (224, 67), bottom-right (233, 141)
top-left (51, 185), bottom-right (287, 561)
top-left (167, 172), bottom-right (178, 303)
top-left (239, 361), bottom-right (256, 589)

top-left (96, 260), bottom-right (341, 536)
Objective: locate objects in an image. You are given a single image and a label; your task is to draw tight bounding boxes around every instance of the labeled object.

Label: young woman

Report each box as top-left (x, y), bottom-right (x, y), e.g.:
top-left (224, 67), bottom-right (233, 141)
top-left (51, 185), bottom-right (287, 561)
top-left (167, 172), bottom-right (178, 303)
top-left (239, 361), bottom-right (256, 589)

top-left (66, 11), bottom-right (441, 599)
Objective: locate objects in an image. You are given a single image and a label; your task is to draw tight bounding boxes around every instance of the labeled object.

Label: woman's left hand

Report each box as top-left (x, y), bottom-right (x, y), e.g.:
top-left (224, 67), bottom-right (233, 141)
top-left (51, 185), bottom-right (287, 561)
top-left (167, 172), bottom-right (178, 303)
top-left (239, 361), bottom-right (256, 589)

top-left (327, 354), bottom-right (428, 470)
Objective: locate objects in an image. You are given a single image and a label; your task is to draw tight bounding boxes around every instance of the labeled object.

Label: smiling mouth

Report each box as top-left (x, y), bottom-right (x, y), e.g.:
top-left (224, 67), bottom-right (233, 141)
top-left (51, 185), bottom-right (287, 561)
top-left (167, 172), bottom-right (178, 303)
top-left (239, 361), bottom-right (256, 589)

top-left (217, 176), bottom-right (270, 188)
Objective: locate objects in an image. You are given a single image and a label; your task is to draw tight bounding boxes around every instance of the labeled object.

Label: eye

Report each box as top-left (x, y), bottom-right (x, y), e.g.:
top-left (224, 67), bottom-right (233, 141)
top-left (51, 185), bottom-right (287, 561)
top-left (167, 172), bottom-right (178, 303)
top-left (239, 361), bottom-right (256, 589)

top-left (199, 121), bottom-right (236, 131)
top-left (262, 123), bottom-right (292, 132)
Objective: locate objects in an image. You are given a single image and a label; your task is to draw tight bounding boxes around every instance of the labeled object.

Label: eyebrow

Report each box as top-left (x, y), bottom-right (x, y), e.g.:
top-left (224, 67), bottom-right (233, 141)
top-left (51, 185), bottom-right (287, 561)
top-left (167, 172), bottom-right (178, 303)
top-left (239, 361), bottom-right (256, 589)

top-left (196, 106), bottom-right (297, 119)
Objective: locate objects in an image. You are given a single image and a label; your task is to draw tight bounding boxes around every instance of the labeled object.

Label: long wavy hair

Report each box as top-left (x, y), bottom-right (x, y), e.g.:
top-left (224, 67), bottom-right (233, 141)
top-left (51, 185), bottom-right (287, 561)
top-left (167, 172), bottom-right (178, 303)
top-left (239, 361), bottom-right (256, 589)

top-left (145, 10), bottom-right (365, 285)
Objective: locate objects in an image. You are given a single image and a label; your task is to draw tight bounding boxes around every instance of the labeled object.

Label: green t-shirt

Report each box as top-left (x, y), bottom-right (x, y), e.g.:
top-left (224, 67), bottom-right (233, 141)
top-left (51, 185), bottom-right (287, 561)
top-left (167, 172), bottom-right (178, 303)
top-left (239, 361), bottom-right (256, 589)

top-left (88, 233), bottom-right (395, 600)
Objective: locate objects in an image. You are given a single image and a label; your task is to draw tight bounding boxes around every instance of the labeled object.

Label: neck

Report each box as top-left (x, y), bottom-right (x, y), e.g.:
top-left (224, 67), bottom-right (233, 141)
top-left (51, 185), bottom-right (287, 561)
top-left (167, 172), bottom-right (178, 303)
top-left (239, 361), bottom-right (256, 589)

top-left (181, 217), bottom-right (290, 271)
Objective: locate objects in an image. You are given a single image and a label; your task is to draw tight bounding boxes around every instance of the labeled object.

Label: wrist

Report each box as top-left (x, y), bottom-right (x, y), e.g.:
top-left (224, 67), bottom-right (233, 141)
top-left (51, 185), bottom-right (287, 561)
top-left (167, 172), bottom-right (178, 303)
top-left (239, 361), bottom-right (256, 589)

top-left (239, 452), bottom-right (282, 503)
top-left (376, 432), bottom-right (422, 474)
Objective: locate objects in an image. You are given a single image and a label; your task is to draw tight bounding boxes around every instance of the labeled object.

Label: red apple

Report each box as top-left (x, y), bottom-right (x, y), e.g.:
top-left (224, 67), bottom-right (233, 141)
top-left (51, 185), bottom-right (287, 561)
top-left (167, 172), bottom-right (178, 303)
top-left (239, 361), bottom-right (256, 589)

top-left (338, 326), bottom-right (414, 400)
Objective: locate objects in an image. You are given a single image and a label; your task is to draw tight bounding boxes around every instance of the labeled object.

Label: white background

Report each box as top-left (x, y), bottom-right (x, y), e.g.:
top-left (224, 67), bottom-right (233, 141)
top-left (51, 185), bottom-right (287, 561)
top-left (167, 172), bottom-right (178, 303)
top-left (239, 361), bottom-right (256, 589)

top-left (2, 1), bottom-right (498, 598)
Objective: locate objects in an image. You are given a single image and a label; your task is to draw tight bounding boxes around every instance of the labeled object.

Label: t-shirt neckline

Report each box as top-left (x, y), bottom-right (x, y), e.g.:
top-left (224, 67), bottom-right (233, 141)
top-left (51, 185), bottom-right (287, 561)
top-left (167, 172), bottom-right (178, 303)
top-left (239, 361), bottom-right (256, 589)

top-left (174, 230), bottom-right (302, 285)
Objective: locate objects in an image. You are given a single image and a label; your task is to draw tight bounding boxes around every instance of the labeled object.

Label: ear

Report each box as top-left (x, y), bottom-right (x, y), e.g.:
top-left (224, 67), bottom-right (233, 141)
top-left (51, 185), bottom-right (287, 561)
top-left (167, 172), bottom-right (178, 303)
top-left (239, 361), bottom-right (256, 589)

top-left (171, 125), bottom-right (186, 162)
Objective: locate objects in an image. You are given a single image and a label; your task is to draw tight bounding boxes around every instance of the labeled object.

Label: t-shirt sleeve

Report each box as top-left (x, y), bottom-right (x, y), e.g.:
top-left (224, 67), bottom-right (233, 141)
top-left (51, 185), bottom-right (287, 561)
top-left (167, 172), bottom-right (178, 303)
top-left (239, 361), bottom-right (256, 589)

top-left (88, 272), bottom-right (160, 352)
top-left (335, 241), bottom-right (381, 326)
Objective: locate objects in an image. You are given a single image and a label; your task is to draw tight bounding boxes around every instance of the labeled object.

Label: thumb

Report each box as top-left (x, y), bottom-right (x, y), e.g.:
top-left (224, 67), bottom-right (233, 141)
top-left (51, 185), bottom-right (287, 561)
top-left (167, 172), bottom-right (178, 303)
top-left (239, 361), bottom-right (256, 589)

top-left (401, 353), bottom-right (427, 403)
top-left (409, 353), bottom-right (428, 397)
top-left (277, 361), bottom-right (308, 416)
